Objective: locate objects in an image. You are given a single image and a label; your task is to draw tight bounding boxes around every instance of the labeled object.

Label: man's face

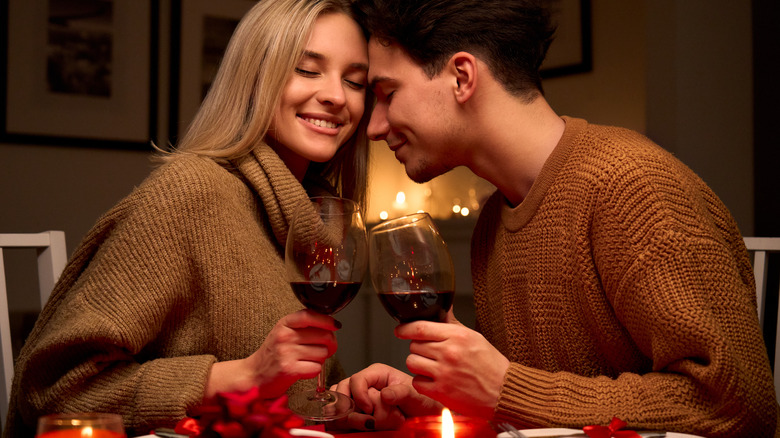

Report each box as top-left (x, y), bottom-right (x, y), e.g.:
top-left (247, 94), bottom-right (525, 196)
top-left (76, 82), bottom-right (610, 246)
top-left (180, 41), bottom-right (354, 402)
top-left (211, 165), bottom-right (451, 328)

top-left (367, 39), bottom-right (458, 183)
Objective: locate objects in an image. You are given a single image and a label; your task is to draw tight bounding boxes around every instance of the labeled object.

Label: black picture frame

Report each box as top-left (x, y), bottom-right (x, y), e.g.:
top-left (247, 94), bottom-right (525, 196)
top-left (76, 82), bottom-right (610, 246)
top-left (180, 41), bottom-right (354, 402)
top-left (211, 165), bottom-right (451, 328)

top-left (541, 0), bottom-right (593, 79)
top-left (0, 0), bottom-right (158, 149)
top-left (168, 0), bottom-right (254, 145)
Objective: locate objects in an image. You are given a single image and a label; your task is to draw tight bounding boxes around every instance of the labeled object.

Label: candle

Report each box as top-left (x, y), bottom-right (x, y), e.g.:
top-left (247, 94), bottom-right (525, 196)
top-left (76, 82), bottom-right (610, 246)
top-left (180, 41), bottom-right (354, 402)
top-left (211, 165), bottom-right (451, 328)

top-left (37, 429), bottom-right (125, 438)
top-left (36, 413), bottom-right (126, 438)
top-left (398, 408), bottom-right (495, 438)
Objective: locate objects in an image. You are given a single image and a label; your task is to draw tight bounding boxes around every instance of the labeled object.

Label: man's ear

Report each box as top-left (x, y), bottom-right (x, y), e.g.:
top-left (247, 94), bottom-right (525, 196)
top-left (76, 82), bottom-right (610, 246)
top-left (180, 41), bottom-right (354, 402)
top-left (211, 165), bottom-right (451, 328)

top-left (448, 52), bottom-right (477, 104)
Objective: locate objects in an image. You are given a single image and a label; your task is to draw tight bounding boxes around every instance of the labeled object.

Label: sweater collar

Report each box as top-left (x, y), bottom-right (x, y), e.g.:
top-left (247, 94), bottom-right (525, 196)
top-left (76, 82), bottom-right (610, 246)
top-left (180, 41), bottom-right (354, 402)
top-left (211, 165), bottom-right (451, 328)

top-left (232, 143), bottom-right (311, 248)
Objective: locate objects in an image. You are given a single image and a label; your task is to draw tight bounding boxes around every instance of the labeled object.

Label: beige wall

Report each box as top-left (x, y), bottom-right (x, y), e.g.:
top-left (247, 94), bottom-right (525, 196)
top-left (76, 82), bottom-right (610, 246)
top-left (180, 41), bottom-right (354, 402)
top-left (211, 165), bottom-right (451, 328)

top-left (0, 0), bottom-right (755, 376)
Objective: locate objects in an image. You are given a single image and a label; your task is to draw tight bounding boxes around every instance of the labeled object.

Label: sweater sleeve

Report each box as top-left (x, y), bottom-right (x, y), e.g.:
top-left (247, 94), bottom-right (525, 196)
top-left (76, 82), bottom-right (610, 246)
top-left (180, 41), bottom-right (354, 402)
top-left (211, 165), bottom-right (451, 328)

top-left (494, 232), bottom-right (778, 436)
top-left (10, 158), bottom-right (235, 436)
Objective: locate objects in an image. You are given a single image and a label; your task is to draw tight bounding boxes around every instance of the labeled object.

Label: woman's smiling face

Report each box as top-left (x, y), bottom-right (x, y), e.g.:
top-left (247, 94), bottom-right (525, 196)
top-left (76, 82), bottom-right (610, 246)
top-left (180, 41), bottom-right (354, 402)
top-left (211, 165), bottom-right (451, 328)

top-left (267, 12), bottom-right (368, 180)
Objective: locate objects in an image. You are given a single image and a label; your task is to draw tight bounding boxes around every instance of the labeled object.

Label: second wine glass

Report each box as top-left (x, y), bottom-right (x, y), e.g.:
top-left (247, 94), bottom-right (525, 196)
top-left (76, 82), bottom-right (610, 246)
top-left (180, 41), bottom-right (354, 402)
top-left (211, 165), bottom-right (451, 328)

top-left (285, 196), bottom-right (367, 421)
top-left (369, 212), bottom-right (455, 323)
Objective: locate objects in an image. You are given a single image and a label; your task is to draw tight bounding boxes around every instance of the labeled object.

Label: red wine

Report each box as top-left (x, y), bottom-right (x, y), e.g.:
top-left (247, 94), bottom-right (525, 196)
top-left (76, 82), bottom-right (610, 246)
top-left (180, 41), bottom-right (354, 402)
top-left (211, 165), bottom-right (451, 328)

top-left (291, 281), bottom-right (361, 315)
top-left (377, 290), bottom-right (454, 323)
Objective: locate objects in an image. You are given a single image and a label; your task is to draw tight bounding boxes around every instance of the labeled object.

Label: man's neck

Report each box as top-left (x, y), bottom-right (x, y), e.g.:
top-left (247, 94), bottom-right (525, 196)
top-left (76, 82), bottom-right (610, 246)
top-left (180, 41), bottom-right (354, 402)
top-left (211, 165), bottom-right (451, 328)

top-left (465, 92), bottom-right (565, 207)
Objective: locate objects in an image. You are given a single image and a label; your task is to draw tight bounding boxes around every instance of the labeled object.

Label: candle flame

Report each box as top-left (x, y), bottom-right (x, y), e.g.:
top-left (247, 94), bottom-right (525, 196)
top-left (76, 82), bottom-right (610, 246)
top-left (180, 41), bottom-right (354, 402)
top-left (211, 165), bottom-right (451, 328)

top-left (441, 408), bottom-right (454, 438)
top-left (80, 426), bottom-right (94, 437)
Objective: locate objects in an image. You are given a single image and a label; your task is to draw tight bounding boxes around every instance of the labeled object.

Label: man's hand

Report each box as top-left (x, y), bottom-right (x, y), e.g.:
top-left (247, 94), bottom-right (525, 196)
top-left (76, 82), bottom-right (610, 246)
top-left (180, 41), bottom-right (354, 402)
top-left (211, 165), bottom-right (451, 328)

top-left (397, 310), bottom-right (510, 418)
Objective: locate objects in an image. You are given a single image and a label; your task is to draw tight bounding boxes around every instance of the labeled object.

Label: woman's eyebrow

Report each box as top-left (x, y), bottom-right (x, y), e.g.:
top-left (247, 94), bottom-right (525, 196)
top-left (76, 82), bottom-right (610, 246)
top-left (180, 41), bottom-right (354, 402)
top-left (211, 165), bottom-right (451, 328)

top-left (302, 50), bottom-right (368, 71)
top-left (302, 50), bottom-right (324, 60)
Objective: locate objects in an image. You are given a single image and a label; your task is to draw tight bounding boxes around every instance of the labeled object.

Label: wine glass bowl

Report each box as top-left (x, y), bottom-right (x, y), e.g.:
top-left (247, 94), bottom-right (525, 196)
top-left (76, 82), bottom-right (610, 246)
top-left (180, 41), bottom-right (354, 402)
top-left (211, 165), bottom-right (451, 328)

top-left (369, 212), bottom-right (455, 323)
top-left (36, 413), bottom-right (126, 438)
top-left (285, 196), bottom-right (367, 421)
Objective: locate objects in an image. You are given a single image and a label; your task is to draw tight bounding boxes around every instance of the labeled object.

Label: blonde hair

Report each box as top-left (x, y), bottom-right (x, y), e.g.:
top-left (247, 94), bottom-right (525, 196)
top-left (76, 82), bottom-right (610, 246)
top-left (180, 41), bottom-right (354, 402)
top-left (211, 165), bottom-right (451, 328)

top-left (161, 0), bottom-right (370, 208)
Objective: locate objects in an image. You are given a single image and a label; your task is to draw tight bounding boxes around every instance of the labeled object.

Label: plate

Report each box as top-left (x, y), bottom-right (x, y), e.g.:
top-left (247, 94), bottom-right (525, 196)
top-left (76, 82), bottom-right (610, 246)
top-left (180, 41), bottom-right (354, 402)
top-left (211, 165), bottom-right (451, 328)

top-left (498, 429), bottom-right (584, 438)
top-left (497, 430), bottom-right (705, 438)
top-left (134, 429), bottom-right (335, 438)
top-left (290, 428), bottom-right (335, 438)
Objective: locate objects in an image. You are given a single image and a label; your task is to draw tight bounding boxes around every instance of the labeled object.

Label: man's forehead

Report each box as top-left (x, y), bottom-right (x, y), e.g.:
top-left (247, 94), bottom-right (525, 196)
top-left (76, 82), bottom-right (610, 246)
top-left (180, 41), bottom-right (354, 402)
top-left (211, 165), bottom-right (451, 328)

top-left (367, 39), bottom-right (406, 83)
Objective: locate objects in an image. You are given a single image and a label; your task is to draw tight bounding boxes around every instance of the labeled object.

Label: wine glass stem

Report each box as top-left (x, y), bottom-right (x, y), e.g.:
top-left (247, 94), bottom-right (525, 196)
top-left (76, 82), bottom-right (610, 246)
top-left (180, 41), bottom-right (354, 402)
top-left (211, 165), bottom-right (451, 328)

top-left (316, 368), bottom-right (327, 394)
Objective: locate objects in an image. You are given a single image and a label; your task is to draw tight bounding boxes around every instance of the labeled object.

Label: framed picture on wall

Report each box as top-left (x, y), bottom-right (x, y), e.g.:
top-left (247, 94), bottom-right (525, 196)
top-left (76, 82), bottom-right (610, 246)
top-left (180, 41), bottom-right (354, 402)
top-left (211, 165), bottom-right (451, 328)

top-left (169, 0), bottom-right (255, 144)
top-left (0, 0), bottom-right (158, 148)
top-left (541, 0), bottom-right (592, 78)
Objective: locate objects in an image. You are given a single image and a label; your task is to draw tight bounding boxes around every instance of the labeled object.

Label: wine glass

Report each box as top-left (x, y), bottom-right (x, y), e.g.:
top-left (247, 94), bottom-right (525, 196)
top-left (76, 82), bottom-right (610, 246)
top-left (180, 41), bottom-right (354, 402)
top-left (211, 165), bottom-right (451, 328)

top-left (369, 212), bottom-right (455, 323)
top-left (36, 413), bottom-right (126, 438)
top-left (285, 196), bottom-right (367, 421)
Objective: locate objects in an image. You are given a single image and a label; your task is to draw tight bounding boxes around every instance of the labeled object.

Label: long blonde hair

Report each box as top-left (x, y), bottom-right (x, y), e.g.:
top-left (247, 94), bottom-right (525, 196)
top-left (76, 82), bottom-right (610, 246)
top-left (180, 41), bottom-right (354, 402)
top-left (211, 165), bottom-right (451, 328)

top-left (162, 0), bottom-right (370, 207)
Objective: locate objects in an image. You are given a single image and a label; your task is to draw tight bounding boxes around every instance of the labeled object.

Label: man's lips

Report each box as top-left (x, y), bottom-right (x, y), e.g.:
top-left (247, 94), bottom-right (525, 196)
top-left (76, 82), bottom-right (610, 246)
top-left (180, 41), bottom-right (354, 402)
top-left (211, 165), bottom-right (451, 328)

top-left (387, 141), bottom-right (405, 152)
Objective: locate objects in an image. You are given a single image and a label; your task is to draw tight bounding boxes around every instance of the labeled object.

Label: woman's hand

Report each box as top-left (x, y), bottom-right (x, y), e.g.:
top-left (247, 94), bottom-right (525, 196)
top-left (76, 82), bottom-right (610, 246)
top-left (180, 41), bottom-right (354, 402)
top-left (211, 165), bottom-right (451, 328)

top-left (330, 363), bottom-right (443, 431)
top-left (203, 309), bottom-right (340, 401)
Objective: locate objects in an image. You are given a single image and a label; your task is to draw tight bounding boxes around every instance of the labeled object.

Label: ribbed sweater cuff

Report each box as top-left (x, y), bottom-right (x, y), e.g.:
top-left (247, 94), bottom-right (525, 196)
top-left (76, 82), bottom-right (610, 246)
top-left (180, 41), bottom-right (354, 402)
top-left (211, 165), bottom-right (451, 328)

top-left (495, 363), bottom-right (549, 422)
top-left (131, 355), bottom-right (217, 427)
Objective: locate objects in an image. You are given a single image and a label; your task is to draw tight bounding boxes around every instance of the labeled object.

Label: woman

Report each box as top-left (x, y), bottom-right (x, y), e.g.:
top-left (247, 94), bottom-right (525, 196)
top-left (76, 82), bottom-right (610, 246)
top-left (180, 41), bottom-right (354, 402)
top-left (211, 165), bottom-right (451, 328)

top-left (5, 0), bottom-right (371, 436)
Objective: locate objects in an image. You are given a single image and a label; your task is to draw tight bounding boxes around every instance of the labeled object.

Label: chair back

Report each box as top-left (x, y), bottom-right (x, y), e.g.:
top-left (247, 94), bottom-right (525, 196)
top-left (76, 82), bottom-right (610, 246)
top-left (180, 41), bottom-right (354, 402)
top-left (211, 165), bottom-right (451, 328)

top-left (0, 231), bottom-right (67, 430)
top-left (743, 237), bottom-right (780, 402)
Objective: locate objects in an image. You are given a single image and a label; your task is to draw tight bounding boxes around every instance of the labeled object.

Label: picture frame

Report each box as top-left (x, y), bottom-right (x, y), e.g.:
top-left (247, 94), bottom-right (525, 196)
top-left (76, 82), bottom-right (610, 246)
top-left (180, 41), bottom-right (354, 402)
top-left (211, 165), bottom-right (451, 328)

top-left (541, 0), bottom-right (592, 78)
top-left (169, 0), bottom-right (255, 143)
top-left (0, 0), bottom-right (158, 149)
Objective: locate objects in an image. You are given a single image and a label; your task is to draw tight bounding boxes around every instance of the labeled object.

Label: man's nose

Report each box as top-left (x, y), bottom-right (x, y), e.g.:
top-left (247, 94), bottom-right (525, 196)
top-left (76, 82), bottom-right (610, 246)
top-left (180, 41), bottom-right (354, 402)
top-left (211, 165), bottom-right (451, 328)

top-left (367, 103), bottom-right (389, 141)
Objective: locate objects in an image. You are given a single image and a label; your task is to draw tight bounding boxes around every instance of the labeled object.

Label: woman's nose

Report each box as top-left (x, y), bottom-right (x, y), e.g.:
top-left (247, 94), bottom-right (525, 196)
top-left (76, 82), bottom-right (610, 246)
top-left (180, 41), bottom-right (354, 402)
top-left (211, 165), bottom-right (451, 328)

top-left (318, 77), bottom-right (347, 107)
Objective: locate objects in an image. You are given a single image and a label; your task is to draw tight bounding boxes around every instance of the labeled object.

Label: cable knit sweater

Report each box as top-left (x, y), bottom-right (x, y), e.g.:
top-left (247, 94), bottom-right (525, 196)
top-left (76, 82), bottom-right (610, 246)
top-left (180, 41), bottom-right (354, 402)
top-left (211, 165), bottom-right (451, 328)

top-left (5, 145), bottom-right (340, 437)
top-left (472, 117), bottom-right (778, 437)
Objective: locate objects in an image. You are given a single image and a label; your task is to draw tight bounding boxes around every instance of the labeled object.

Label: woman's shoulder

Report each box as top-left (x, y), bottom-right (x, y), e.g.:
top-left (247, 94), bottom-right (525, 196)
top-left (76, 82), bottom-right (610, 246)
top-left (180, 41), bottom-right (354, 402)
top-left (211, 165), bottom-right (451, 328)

top-left (142, 155), bottom-right (246, 197)
top-left (148, 154), bottom-right (235, 184)
top-left (113, 154), bottom-right (250, 222)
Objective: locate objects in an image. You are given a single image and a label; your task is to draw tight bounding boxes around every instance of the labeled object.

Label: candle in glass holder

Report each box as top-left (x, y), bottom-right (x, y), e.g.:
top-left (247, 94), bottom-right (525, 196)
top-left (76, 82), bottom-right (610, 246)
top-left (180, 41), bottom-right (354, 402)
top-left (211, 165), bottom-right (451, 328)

top-left (36, 413), bottom-right (126, 438)
top-left (398, 408), bottom-right (495, 438)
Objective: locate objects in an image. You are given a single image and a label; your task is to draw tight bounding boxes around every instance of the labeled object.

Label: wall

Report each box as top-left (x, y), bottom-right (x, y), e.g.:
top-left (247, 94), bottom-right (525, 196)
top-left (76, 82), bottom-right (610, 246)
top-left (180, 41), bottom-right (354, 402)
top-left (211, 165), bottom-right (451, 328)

top-left (0, 0), bottom-right (756, 377)
top-left (645, 0), bottom-right (754, 234)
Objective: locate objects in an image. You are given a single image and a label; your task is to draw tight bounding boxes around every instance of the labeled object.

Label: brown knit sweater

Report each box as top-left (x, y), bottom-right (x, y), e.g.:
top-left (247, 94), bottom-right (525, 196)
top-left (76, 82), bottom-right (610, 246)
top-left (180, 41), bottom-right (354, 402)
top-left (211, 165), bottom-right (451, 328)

top-left (472, 117), bottom-right (778, 437)
top-left (5, 145), bottom-right (340, 437)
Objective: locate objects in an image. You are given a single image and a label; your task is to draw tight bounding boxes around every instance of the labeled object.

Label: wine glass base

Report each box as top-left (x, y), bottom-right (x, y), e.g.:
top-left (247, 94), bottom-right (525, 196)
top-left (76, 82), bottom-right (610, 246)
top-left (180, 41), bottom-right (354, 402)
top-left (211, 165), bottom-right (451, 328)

top-left (288, 389), bottom-right (355, 422)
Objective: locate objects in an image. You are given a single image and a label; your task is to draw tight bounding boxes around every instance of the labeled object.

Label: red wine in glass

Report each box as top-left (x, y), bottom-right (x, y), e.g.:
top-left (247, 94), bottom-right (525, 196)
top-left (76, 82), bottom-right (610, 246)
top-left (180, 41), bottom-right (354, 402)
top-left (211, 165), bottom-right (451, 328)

top-left (291, 281), bottom-right (362, 315)
top-left (377, 290), bottom-right (455, 323)
top-left (285, 196), bottom-right (367, 421)
top-left (369, 212), bottom-right (455, 323)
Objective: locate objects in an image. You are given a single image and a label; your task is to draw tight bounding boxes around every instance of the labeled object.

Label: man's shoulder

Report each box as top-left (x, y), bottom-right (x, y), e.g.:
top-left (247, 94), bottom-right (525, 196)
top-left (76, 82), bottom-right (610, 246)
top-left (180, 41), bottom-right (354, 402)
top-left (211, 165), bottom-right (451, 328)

top-left (569, 120), bottom-right (682, 172)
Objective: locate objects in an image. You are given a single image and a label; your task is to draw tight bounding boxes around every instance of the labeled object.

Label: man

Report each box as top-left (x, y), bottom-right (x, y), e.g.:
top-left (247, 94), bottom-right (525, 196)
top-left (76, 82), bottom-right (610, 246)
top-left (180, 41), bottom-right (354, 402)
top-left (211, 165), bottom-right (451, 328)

top-left (335, 0), bottom-right (778, 436)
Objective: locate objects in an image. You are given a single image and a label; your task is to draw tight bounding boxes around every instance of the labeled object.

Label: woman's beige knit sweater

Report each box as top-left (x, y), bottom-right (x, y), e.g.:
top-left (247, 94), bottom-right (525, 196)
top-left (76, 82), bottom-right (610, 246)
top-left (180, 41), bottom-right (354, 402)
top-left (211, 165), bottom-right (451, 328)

top-left (473, 117), bottom-right (778, 437)
top-left (5, 145), bottom-right (338, 437)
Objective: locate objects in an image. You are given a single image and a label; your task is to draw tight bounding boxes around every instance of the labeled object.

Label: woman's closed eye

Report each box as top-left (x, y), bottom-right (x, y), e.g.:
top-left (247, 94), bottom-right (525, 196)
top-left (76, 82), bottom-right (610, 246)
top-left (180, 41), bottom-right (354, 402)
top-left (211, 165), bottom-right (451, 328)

top-left (295, 67), bottom-right (319, 77)
top-left (345, 78), bottom-right (366, 90)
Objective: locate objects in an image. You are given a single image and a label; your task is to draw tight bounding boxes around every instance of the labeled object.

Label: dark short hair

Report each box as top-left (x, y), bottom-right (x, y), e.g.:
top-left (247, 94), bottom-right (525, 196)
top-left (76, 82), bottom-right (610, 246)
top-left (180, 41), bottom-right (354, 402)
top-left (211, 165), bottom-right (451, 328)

top-left (352, 0), bottom-right (555, 99)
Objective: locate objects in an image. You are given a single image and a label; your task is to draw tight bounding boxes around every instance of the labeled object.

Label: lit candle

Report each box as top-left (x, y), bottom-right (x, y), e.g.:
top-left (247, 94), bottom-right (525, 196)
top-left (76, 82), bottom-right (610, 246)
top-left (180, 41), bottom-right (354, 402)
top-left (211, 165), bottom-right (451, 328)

top-left (398, 408), bottom-right (494, 438)
top-left (36, 430), bottom-right (124, 438)
top-left (441, 408), bottom-right (455, 438)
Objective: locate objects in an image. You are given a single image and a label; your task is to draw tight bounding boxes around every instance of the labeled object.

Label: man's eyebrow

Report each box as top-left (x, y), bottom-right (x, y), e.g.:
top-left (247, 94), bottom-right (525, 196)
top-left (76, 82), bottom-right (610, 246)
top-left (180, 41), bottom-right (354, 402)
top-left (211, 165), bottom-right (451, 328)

top-left (369, 76), bottom-right (393, 89)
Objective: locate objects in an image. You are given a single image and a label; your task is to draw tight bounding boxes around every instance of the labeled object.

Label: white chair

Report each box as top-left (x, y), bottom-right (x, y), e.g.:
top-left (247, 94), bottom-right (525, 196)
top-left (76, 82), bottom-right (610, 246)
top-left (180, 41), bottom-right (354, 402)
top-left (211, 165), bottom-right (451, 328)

top-left (743, 237), bottom-right (780, 402)
top-left (0, 231), bottom-right (67, 431)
